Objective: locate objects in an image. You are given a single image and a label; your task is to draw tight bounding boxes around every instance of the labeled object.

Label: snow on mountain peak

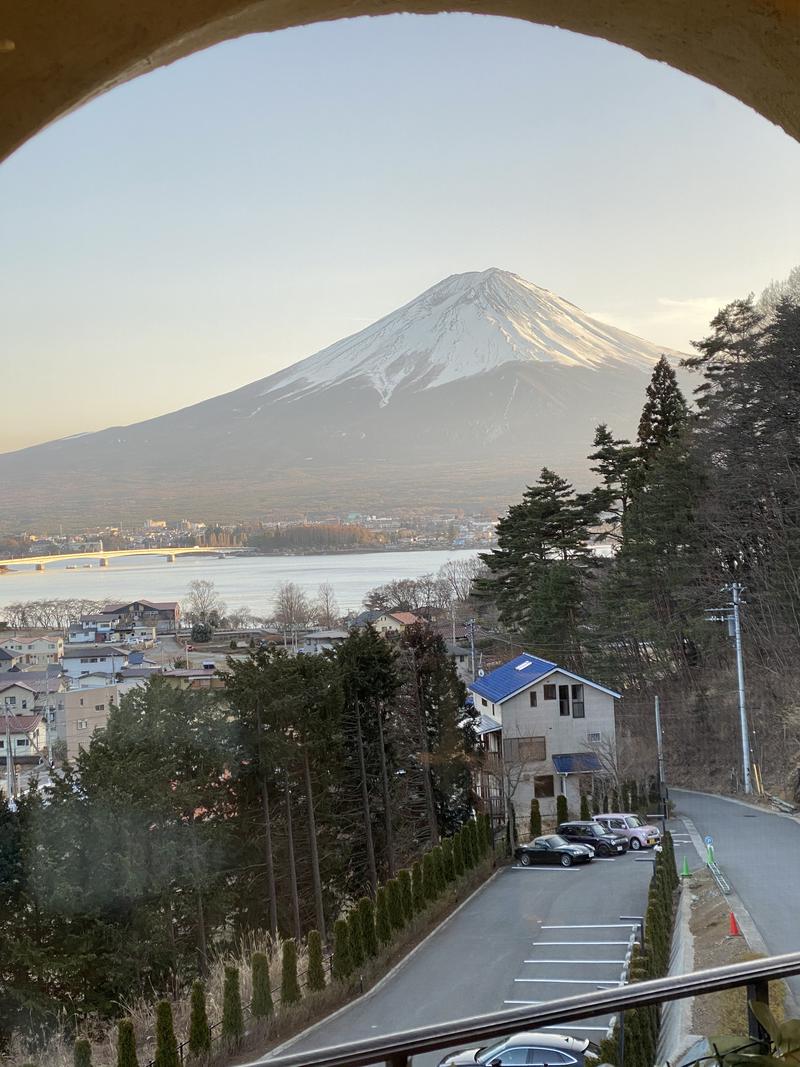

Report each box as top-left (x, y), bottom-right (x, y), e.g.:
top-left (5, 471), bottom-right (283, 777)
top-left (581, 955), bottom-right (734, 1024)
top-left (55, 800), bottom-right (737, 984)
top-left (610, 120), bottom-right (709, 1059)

top-left (260, 268), bottom-right (672, 406)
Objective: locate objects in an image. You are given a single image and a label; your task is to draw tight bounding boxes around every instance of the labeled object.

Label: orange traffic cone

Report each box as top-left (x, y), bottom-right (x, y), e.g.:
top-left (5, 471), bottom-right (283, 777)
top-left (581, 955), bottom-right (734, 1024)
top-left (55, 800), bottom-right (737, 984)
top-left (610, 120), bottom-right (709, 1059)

top-left (729, 912), bottom-right (741, 936)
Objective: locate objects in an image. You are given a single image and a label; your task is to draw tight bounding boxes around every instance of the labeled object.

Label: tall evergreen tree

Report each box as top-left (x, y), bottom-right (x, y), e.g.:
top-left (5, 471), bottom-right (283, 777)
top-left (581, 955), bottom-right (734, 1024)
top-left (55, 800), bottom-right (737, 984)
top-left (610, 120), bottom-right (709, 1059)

top-left (332, 919), bottom-right (352, 981)
top-left (280, 940), bottom-right (301, 1006)
top-left (306, 930), bottom-right (326, 992)
top-left (188, 980), bottom-right (212, 1055)
top-left (153, 1002), bottom-right (179, 1067)
top-left (116, 1019), bottom-right (138, 1067)
top-left (636, 355), bottom-right (689, 462)
top-left (251, 954), bottom-right (274, 1018)
top-left (221, 966), bottom-right (244, 1048)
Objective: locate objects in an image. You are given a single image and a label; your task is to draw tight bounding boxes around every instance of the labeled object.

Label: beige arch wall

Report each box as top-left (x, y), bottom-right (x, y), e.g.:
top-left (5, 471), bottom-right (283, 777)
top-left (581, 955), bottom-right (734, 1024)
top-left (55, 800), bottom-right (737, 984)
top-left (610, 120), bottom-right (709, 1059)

top-left (1, 0), bottom-right (800, 163)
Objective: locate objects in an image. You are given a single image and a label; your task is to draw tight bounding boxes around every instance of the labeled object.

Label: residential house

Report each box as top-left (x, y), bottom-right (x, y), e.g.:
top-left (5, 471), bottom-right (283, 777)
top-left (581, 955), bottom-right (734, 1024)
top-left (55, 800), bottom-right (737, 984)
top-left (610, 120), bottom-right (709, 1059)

top-left (372, 611), bottom-right (423, 636)
top-left (300, 630), bottom-right (349, 654)
top-left (101, 600), bottom-right (180, 634)
top-left (61, 644), bottom-right (128, 681)
top-left (446, 642), bottom-right (473, 685)
top-left (0, 631), bottom-right (64, 666)
top-left (161, 667), bottom-right (225, 691)
top-left (0, 648), bottom-right (19, 669)
top-left (468, 653), bottom-right (619, 824)
top-left (62, 685), bottom-right (117, 760)
top-left (0, 712), bottom-right (45, 766)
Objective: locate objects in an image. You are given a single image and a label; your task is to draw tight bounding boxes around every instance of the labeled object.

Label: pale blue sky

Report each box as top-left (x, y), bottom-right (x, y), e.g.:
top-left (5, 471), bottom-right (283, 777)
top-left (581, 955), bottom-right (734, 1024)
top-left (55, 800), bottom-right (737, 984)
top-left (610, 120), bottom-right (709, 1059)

top-left (2, 13), bottom-right (800, 451)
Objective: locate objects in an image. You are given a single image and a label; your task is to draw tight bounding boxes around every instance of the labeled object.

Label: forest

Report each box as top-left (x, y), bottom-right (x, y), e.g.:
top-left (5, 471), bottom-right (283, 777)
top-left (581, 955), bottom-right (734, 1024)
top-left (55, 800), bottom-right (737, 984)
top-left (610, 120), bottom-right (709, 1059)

top-left (477, 285), bottom-right (800, 795)
top-left (0, 625), bottom-right (475, 1050)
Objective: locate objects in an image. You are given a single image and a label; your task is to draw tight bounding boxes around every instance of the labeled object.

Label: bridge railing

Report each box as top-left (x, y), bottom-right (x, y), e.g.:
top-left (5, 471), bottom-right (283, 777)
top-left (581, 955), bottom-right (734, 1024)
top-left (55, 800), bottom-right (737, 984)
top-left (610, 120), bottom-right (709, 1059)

top-left (249, 950), bottom-right (800, 1067)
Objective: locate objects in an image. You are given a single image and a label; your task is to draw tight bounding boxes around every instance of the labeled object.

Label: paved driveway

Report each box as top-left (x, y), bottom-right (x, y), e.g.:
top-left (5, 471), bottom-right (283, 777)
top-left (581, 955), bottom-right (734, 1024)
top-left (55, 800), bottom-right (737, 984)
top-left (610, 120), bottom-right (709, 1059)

top-left (260, 851), bottom-right (653, 1066)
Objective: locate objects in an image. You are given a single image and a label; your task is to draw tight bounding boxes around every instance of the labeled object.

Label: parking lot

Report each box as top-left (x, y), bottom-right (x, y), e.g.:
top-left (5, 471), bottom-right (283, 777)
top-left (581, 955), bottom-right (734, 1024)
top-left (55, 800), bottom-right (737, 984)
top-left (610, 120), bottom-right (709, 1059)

top-left (260, 829), bottom-right (686, 1066)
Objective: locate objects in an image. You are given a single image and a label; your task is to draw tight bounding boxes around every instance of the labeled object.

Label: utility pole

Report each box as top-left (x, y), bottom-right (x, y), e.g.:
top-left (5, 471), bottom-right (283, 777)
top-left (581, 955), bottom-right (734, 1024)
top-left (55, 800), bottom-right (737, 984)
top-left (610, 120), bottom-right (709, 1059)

top-left (4, 703), bottom-right (14, 801)
top-left (730, 582), bottom-right (752, 795)
top-left (706, 583), bottom-right (752, 794)
top-left (465, 618), bottom-right (477, 682)
top-left (653, 695), bottom-right (667, 818)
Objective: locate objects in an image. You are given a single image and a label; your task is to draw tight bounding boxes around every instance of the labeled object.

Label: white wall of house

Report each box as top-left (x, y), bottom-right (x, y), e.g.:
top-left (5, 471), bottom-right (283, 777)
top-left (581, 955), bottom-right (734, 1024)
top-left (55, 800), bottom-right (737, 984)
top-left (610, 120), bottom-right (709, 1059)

top-left (63, 686), bottom-right (116, 759)
top-left (0, 635), bottom-right (63, 665)
top-left (476, 671), bottom-right (616, 825)
top-left (61, 651), bottom-right (127, 680)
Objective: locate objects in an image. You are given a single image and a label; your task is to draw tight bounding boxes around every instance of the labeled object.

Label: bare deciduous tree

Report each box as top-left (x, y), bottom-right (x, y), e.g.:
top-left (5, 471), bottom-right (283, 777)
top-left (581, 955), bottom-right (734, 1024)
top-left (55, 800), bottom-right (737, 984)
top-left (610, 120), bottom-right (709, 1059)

top-left (313, 583), bottom-right (340, 629)
top-left (272, 581), bottom-right (311, 634)
top-left (438, 556), bottom-right (488, 602)
top-left (183, 580), bottom-right (225, 625)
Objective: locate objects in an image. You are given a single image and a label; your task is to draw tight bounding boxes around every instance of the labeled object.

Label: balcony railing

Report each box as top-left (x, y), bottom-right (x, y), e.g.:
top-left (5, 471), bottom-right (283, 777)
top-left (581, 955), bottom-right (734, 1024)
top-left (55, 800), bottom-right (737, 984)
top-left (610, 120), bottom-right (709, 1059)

top-left (253, 950), bottom-right (800, 1067)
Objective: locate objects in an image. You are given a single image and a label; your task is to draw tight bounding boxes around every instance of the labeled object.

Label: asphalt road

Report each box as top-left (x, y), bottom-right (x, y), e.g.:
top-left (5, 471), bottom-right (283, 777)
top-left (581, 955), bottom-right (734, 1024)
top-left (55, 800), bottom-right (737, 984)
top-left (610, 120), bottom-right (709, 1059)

top-left (672, 789), bottom-right (800, 972)
top-left (260, 851), bottom-right (654, 1066)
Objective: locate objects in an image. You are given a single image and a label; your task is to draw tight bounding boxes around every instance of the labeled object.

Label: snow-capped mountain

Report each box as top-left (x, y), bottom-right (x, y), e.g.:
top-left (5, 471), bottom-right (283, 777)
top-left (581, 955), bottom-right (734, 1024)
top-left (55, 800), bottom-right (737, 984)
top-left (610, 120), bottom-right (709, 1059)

top-left (259, 268), bottom-right (665, 405)
top-left (0, 269), bottom-right (682, 526)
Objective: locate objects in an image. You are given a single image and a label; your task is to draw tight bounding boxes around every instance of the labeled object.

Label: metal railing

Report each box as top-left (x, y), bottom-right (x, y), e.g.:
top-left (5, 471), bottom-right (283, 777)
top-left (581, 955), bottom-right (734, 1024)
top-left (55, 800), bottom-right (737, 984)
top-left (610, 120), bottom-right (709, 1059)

top-left (250, 950), bottom-right (800, 1067)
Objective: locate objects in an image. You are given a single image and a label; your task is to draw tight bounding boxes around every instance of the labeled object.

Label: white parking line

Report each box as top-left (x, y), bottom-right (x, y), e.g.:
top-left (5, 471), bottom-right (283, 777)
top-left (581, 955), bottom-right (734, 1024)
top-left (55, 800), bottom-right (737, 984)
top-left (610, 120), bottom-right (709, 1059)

top-left (542, 1025), bottom-right (611, 1033)
top-left (523, 958), bottom-right (627, 965)
top-left (592, 857), bottom-right (618, 862)
top-left (533, 941), bottom-right (630, 946)
top-left (512, 866), bottom-right (583, 872)
top-left (515, 978), bottom-right (623, 985)
top-left (504, 999), bottom-right (544, 1007)
top-left (542, 923), bottom-right (637, 929)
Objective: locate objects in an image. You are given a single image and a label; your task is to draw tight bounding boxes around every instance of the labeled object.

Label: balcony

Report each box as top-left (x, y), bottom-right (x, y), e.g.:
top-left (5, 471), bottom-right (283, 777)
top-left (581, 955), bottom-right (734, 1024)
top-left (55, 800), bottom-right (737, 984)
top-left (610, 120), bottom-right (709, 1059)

top-left (256, 951), bottom-right (800, 1067)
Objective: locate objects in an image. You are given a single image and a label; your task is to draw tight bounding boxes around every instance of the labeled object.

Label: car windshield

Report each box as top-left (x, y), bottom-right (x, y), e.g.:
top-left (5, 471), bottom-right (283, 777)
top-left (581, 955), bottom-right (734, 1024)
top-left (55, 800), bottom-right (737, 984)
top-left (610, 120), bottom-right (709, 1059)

top-left (541, 835), bottom-right (569, 847)
top-left (586, 825), bottom-right (605, 837)
top-left (477, 1039), bottom-right (509, 1064)
top-left (626, 816), bottom-right (645, 828)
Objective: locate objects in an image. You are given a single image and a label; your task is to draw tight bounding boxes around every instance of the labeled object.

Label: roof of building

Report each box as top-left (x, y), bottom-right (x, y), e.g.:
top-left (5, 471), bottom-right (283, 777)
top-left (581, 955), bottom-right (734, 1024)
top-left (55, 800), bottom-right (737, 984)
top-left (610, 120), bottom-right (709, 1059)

top-left (0, 670), bottom-right (63, 693)
top-left (62, 644), bottom-right (128, 659)
top-left (352, 610), bottom-right (381, 627)
top-left (4, 713), bottom-right (43, 733)
top-left (102, 599), bottom-right (179, 613)
top-left (468, 653), bottom-right (621, 703)
top-left (0, 680), bottom-right (37, 694)
top-left (304, 630), bottom-right (349, 641)
top-left (552, 752), bottom-right (603, 775)
top-left (0, 648), bottom-right (16, 661)
top-left (163, 668), bottom-right (218, 677)
top-left (475, 713), bottom-right (502, 735)
top-left (388, 611), bottom-right (422, 626)
top-left (120, 666), bottom-right (163, 678)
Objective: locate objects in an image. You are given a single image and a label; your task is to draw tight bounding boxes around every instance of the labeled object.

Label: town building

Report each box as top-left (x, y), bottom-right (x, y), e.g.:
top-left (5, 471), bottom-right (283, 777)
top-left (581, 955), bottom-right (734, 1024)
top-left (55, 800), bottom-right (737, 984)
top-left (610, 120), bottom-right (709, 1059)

top-left (468, 653), bottom-right (619, 825)
top-left (100, 600), bottom-right (180, 634)
top-left (61, 644), bottom-right (129, 681)
top-left (372, 611), bottom-right (423, 636)
top-left (0, 712), bottom-right (46, 767)
top-left (62, 685), bottom-right (117, 760)
top-left (300, 629), bottom-right (349, 654)
top-left (0, 631), bottom-right (64, 666)
top-left (161, 667), bottom-right (225, 691)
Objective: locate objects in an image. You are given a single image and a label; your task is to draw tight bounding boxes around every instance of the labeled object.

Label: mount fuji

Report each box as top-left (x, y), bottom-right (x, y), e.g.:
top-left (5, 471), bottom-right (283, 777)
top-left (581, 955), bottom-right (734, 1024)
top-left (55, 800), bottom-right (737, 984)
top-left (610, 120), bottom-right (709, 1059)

top-left (1, 269), bottom-right (682, 527)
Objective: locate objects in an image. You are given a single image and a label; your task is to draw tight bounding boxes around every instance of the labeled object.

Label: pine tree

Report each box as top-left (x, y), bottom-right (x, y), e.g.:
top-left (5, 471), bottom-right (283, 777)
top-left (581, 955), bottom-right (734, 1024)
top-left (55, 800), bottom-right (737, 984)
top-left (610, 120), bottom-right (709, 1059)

top-left (399, 868), bottom-right (414, 919)
top-left (74, 1039), bottom-right (92, 1067)
top-left (579, 793), bottom-right (591, 821)
top-left (188, 980), bottom-right (212, 1055)
top-left (348, 909), bottom-right (365, 969)
top-left (556, 794), bottom-right (568, 824)
top-left (431, 846), bottom-right (446, 894)
top-left (637, 356), bottom-right (688, 462)
top-left (358, 896), bottom-right (378, 957)
top-left (154, 1002), bottom-right (179, 1067)
top-left (529, 798), bottom-right (542, 838)
top-left (221, 966), bottom-right (244, 1048)
top-left (307, 929), bottom-right (326, 991)
top-left (375, 886), bottom-right (392, 946)
top-left (333, 918), bottom-right (352, 981)
top-left (251, 953), bottom-right (274, 1017)
top-left (117, 1019), bottom-right (138, 1067)
top-left (387, 878), bottom-right (405, 931)
top-left (588, 423), bottom-right (638, 540)
top-left (478, 468), bottom-right (599, 668)
top-left (281, 940), bottom-right (301, 1005)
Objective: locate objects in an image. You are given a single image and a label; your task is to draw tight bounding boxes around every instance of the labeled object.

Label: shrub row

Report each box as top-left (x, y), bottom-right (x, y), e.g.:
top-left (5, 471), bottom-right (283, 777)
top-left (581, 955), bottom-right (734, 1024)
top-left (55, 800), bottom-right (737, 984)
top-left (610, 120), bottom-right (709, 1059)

top-left (595, 831), bottom-right (680, 1067)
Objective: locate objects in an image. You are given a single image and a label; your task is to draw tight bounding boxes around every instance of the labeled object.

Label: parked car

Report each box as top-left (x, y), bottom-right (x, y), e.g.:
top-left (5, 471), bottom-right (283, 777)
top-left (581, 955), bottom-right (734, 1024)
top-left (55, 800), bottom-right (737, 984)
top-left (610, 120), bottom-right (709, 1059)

top-left (439, 1031), bottom-right (599, 1066)
top-left (593, 813), bottom-right (661, 850)
top-left (557, 820), bottom-right (629, 855)
top-left (515, 834), bottom-right (594, 868)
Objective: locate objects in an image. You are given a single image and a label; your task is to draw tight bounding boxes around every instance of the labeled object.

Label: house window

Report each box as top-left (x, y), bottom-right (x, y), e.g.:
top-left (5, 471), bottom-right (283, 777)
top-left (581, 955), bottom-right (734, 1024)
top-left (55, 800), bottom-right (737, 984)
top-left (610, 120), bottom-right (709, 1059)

top-left (533, 774), bottom-right (555, 797)
top-left (559, 684), bottom-right (570, 716)
top-left (15, 738), bottom-right (28, 747)
top-left (587, 731), bottom-right (602, 743)
top-left (571, 684), bottom-right (585, 718)
top-left (94, 704), bottom-right (105, 711)
top-left (505, 737), bottom-right (546, 763)
top-left (543, 684), bottom-right (556, 701)
top-left (529, 691), bottom-right (537, 708)
top-left (77, 719), bottom-right (88, 730)
top-left (79, 698), bottom-right (84, 706)
top-left (481, 697), bottom-right (488, 707)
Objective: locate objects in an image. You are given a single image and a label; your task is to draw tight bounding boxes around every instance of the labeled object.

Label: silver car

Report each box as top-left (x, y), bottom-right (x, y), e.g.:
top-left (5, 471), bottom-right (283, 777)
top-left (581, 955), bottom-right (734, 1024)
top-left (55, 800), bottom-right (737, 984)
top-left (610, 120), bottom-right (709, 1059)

top-left (438, 1031), bottom-right (599, 1066)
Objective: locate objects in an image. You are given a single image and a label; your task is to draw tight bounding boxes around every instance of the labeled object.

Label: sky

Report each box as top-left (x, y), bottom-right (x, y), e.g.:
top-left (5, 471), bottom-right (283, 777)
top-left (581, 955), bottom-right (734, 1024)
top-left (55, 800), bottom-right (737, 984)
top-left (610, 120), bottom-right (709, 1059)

top-left (2, 13), bottom-right (800, 453)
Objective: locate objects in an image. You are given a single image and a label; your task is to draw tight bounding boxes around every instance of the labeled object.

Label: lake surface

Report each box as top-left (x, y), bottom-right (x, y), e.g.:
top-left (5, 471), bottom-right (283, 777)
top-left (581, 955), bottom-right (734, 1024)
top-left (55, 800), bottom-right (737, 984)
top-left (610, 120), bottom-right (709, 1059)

top-left (0, 549), bottom-right (479, 614)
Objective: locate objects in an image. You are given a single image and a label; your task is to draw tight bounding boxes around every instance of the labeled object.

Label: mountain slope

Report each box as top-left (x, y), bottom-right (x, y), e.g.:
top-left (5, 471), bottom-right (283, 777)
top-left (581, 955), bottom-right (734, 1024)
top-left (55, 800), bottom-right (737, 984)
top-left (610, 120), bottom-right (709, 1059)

top-left (0, 269), bottom-right (682, 528)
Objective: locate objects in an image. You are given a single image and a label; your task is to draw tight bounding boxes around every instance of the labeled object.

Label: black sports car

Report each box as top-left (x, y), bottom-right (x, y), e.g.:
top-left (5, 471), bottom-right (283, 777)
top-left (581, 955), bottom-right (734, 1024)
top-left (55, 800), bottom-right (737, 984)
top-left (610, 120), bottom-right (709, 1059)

top-left (514, 834), bottom-right (594, 867)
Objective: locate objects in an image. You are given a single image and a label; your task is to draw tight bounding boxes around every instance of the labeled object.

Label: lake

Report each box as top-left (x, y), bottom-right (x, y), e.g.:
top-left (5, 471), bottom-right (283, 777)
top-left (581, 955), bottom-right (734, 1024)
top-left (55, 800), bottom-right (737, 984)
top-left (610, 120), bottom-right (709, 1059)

top-left (0, 549), bottom-right (480, 615)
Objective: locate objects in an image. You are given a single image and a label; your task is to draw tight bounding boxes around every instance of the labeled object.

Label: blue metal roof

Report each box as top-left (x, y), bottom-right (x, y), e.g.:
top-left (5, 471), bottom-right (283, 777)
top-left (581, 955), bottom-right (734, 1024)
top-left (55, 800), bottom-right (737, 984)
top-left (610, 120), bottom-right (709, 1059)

top-left (475, 713), bottom-right (503, 735)
top-left (469, 653), bottom-right (557, 703)
top-left (552, 752), bottom-right (602, 774)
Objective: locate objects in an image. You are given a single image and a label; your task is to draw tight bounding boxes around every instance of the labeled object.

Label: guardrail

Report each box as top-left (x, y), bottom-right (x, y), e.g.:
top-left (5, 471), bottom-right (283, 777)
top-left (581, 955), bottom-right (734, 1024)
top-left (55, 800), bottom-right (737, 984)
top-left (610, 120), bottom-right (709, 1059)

top-left (251, 951), bottom-right (800, 1067)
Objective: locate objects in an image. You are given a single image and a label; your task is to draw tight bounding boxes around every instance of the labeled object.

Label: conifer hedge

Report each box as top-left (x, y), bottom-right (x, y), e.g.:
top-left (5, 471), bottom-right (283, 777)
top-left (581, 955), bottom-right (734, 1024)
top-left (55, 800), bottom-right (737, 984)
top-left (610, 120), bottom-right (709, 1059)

top-left (251, 953), bottom-right (275, 1016)
top-left (387, 878), bottom-right (406, 931)
top-left (529, 798), bottom-right (542, 839)
top-left (188, 980), bottom-right (212, 1055)
top-left (332, 918), bottom-right (352, 981)
top-left (221, 966), bottom-right (244, 1048)
top-left (556, 794), bottom-right (568, 824)
top-left (358, 896), bottom-right (378, 957)
top-left (452, 833), bottom-right (465, 877)
top-left (580, 793), bottom-right (591, 820)
top-left (116, 1019), bottom-right (138, 1067)
top-left (375, 886), bottom-right (392, 945)
top-left (422, 852), bottom-right (437, 901)
top-left (411, 860), bottom-right (425, 912)
top-left (153, 1002), bottom-right (179, 1067)
top-left (280, 940), bottom-right (301, 1005)
top-left (74, 1038), bottom-right (92, 1067)
top-left (307, 929), bottom-right (327, 991)
top-left (399, 868), bottom-right (414, 919)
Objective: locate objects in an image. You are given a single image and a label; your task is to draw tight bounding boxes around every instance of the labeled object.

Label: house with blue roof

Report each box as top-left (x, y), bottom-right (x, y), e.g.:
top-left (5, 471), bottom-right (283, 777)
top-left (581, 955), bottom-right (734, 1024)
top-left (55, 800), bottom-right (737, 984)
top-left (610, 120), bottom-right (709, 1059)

top-left (468, 653), bottom-right (620, 823)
